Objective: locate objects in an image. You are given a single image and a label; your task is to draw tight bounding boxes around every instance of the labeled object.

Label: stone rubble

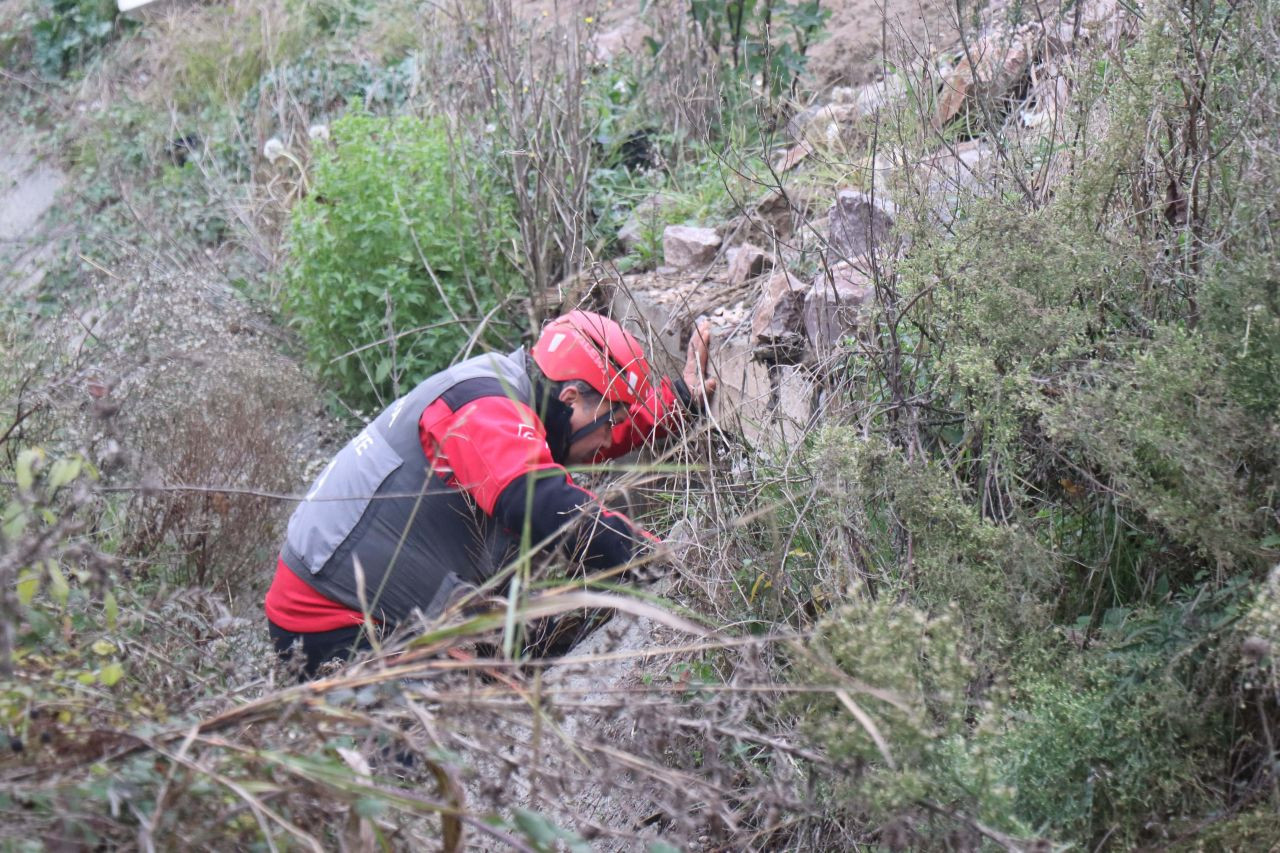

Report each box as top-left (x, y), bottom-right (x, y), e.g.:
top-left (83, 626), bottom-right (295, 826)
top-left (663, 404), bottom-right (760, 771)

top-left (725, 242), bottom-right (771, 288)
top-left (661, 225), bottom-right (721, 269)
top-left (804, 262), bottom-right (875, 356)
top-left (565, 0), bottom-right (1137, 446)
top-left (750, 269), bottom-right (808, 366)
top-left (825, 189), bottom-right (896, 263)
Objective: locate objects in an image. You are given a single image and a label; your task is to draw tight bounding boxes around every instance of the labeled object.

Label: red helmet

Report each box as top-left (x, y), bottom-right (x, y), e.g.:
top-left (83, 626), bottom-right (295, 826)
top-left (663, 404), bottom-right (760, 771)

top-left (531, 310), bottom-right (653, 406)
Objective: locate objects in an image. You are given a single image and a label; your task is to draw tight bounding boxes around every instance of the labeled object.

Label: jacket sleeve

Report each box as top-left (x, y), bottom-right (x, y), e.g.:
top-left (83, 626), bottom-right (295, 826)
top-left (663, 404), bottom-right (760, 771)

top-left (596, 376), bottom-right (688, 461)
top-left (421, 395), bottom-right (653, 569)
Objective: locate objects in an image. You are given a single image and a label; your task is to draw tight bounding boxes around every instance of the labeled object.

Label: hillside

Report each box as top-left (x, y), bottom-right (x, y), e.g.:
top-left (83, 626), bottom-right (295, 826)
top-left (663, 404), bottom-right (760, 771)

top-left (2, 0), bottom-right (1279, 849)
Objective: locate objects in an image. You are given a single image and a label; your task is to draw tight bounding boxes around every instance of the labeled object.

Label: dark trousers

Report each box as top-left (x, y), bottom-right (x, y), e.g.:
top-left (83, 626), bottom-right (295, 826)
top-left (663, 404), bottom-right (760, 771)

top-left (268, 620), bottom-right (373, 678)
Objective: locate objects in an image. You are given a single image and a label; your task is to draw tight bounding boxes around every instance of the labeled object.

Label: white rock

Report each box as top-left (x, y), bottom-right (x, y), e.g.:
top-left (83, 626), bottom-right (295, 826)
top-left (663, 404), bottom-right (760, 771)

top-left (662, 225), bottom-right (721, 269)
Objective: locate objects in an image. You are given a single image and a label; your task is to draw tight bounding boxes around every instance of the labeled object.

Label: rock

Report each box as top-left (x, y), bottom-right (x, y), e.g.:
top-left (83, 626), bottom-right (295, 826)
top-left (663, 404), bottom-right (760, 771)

top-left (1021, 63), bottom-right (1071, 131)
top-left (826, 189), bottom-right (896, 263)
top-left (787, 102), bottom-right (862, 147)
top-left (726, 243), bottom-right (771, 288)
top-left (590, 21), bottom-right (651, 64)
top-left (662, 225), bottom-right (721, 269)
top-left (751, 270), bottom-right (807, 365)
top-left (1077, 0), bottom-right (1139, 46)
top-left (934, 33), bottom-right (1032, 130)
top-left (805, 263), bottom-right (874, 355)
top-left (774, 142), bottom-right (812, 173)
top-left (854, 76), bottom-right (908, 116)
top-left (723, 188), bottom-right (808, 246)
top-left (915, 139), bottom-right (994, 224)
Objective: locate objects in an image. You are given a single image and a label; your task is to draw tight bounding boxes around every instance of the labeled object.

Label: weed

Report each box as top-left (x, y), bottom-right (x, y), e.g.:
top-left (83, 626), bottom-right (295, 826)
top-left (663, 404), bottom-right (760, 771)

top-left (146, 0), bottom-right (312, 113)
top-left (687, 0), bottom-right (830, 99)
top-left (30, 0), bottom-right (122, 79)
top-left (282, 109), bottom-right (519, 408)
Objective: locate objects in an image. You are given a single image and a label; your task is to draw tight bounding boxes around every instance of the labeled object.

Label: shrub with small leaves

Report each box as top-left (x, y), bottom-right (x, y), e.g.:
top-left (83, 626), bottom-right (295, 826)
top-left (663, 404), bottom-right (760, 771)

top-left (790, 596), bottom-right (986, 816)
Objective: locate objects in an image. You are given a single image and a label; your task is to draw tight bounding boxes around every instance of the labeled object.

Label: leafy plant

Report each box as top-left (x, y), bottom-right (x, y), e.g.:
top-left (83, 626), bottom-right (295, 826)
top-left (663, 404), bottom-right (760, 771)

top-left (31, 0), bottom-right (122, 79)
top-left (239, 49), bottom-right (418, 138)
top-left (993, 584), bottom-right (1244, 847)
top-left (686, 0), bottom-right (830, 97)
top-left (283, 109), bottom-right (518, 409)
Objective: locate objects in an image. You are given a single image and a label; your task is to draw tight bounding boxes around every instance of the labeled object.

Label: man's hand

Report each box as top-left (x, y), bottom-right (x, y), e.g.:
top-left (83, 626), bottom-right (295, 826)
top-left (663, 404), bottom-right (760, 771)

top-left (681, 319), bottom-right (717, 410)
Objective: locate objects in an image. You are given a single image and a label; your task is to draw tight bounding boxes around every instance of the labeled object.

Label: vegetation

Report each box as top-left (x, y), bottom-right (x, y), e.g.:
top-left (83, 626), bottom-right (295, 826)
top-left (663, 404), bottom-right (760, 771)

top-left (1, 0), bottom-right (1278, 848)
top-left (283, 110), bottom-right (517, 408)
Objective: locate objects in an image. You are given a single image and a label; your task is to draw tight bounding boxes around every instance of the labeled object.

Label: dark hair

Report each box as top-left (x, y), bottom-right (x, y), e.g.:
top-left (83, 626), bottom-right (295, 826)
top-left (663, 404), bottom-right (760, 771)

top-left (558, 379), bottom-right (601, 401)
top-left (525, 357), bottom-right (601, 403)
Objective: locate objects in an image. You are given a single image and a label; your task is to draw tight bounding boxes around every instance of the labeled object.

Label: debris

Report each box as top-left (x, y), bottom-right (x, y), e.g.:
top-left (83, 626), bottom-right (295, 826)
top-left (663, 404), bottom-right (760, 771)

top-left (752, 270), bottom-right (808, 365)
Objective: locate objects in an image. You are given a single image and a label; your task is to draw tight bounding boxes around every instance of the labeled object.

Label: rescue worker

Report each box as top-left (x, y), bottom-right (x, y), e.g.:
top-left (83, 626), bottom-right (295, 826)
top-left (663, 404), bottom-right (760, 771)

top-left (265, 311), bottom-right (716, 674)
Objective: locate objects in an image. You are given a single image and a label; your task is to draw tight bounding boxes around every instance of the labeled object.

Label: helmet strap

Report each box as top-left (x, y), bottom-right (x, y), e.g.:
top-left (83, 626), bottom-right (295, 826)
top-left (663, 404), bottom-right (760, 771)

top-left (567, 412), bottom-right (614, 447)
top-left (527, 367), bottom-right (574, 464)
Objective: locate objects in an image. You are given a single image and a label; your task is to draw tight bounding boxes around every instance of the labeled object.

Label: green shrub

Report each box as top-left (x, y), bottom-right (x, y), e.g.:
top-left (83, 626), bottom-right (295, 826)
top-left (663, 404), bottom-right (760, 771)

top-left (808, 430), bottom-right (1059, 661)
top-left (238, 50), bottom-right (417, 140)
top-left (790, 595), bottom-right (1035, 842)
top-left (30, 0), bottom-right (122, 79)
top-left (993, 583), bottom-right (1244, 847)
top-left (1035, 329), bottom-right (1273, 572)
top-left (686, 0), bottom-right (829, 97)
top-left (283, 110), bottom-right (518, 409)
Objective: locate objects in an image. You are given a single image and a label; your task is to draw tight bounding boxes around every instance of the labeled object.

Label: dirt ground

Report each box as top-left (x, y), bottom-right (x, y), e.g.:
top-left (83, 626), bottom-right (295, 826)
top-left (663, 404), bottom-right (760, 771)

top-left (806, 0), bottom-right (961, 88)
top-left (518, 0), bottom-right (964, 92)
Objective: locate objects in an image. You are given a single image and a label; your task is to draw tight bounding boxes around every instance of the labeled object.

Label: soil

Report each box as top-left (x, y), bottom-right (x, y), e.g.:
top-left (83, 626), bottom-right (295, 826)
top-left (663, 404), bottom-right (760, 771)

top-left (807, 0), bottom-right (960, 88)
top-left (518, 0), bottom-right (965, 92)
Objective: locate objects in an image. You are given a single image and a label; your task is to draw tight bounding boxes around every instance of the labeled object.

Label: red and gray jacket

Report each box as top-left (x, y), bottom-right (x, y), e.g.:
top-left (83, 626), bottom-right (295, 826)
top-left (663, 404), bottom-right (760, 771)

top-left (266, 347), bottom-right (682, 633)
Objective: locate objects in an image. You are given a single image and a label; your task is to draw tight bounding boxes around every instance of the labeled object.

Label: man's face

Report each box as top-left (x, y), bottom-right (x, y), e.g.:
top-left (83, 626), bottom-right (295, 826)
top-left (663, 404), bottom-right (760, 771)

top-left (560, 386), bottom-right (624, 465)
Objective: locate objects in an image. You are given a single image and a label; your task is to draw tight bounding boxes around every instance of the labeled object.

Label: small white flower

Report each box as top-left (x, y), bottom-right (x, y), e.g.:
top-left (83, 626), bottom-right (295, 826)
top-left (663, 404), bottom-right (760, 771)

top-left (308, 124), bottom-right (330, 142)
top-left (263, 137), bottom-right (287, 163)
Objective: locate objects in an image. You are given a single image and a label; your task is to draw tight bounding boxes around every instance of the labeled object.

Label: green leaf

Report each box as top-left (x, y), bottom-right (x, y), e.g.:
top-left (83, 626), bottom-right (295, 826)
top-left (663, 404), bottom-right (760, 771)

top-left (104, 591), bottom-right (118, 630)
top-left (3, 502), bottom-right (28, 539)
top-left (374, 358), bottom-right (393, 383)
top-left (512, 809), bottom-right (590, 852)
top-left (354, 797), bottom-right (387, 818)
top-left (16, 448), bottom-right (43, 492)
top-left (98, 662), bottom-right (124, 687)
top-left (91, 639), bottom-right (115, 656)
top-left (513, 808), bottom-right (562, 846)
top-left (48, 457), bottom-right (82, 489)
top-left (48, 561), bottom-right (70, 606)
top-left (16, 570), bottom-right (40, 606)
